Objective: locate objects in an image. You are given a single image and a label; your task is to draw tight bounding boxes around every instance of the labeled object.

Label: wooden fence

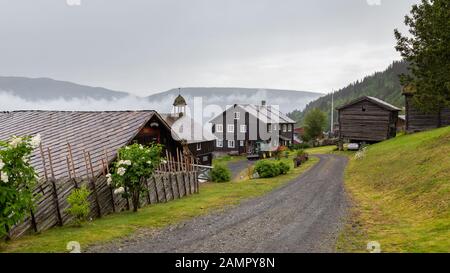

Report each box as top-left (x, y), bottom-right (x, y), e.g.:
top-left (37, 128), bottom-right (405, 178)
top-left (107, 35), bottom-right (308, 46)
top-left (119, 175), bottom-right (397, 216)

top-left (8, 146), bottom-right (200, 240)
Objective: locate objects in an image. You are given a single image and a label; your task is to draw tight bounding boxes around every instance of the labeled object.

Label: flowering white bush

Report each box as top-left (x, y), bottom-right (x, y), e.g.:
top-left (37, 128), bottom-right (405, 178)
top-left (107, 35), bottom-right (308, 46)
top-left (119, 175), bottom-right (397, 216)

top-left (354, 146), bottom-right (369, 160)
top-left (0, 134), bottom-right (40, 238)
top-left (109, 143), bottom-right (163, 212)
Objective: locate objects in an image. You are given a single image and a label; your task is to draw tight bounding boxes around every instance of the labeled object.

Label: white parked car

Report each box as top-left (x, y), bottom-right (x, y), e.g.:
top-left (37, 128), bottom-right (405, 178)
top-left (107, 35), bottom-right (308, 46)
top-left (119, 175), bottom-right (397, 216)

top-left (347, 143), bottom-right (360, 151)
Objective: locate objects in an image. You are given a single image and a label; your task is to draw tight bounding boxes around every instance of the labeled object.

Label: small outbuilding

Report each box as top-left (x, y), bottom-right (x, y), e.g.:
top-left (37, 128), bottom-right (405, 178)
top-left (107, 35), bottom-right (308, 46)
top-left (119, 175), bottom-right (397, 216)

top-left (336, 96), bottom-right (401, 143)
top-left (403, 86), bottom-right (450, 133)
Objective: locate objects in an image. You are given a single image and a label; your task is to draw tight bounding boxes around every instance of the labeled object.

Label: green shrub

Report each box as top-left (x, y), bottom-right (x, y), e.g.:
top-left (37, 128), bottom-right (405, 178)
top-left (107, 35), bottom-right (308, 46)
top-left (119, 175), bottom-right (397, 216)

top-left (278, 161), bottom-right (291, 175)
top-left (66, 186), bottom-right (91, 226)
top-left (295, 149), bottom-right (306, 158)
top-left (254, 160), bottom-right (291, 178)
top-left (211, 164), bottom-right (232, 183)
top-left (254, 161), bottom-right (280, 178)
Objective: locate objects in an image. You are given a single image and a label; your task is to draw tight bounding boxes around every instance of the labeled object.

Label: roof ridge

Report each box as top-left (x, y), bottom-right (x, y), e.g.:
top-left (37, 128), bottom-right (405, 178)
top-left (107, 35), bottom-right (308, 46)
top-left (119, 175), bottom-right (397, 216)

top-left (6, 110), bottom-right (156, 113)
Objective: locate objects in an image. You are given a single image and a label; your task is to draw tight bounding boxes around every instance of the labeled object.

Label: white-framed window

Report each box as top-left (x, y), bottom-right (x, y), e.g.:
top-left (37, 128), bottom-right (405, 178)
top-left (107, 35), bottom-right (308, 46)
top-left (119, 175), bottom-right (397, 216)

top-left (234, 112), bottom-right (240, 120)
top-left (268, 124), bottom-right (272, 132)
top-left (240, 124), bottom-right (247, 133)
top-left (216, 124), bottom-right (223, 133)
top-left (227, 124), bottom-right (234, 133)
top-left (228, 140), bottom-right (235, 148)
top-left (217, 139), bottom-right (223, 148)
top-left (272, 124), bottom-right (277, 131)
top-left (196, 143), bottom-right (202, 151)
top-left (288, 124), bottom-right (292, 132)
top-left (283, 124), bottom-right (287, 132)
top-left (240, 140), bottom-right (245, 147)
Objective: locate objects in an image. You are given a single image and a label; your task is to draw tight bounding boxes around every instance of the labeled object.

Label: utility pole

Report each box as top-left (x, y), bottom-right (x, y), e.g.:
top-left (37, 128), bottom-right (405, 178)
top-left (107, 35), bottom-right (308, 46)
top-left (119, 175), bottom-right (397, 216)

top-left (331, 91), bottom-right (334, 134)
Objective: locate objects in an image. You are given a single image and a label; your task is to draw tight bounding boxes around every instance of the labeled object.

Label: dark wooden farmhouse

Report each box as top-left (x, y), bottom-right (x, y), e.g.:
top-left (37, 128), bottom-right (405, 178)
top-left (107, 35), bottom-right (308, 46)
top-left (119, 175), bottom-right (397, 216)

top-left (336, 96), bottom-right (400, 143)
top-left (160, 95), bottom-right (216, 165)
top-left (210, 101), bottom-right (295, 156)
top-left (403, 87), bottom-right (450, 133)
top-left (0, 110), bottom-right (205, 181)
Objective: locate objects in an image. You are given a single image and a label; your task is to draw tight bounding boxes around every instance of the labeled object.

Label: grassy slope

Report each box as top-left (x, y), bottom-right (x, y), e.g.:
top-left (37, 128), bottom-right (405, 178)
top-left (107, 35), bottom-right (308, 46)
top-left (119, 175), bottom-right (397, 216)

top-left (0, 157), bottom-right (318, 253)
top-left (338, 127), bottom-right (450, 252)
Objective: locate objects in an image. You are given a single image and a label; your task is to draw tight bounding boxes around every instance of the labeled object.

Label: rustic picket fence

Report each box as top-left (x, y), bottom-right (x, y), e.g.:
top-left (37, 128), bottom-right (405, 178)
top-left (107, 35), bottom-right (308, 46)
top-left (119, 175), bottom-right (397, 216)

top-left (8, 145), bottom-right (200, 240)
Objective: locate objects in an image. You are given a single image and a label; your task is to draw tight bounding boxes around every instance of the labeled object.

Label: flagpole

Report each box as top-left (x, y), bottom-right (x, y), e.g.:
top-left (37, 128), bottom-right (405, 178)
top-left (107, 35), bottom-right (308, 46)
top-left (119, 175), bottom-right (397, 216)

top-left (331, 91), bottom-right (334, 133)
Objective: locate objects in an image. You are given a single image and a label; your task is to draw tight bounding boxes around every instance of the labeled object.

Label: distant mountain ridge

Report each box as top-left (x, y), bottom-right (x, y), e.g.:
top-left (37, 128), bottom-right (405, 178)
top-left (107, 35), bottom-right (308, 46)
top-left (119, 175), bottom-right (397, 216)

top-left (0, 76), bottom-right (129, 101)
top-left (288, 61), bottom-right (409, 129)
top-left (0, 77), bottom-right (322, 113)
top-left (147, 87), bottom-right (322, 113)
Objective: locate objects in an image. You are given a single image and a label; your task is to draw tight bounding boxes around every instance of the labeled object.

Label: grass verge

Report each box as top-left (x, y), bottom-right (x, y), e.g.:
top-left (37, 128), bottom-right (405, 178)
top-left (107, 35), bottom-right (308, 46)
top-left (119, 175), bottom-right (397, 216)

top-left (337, 127), bottom-right (450, 253)
top-left (1, 157), bottom-right (318, 253)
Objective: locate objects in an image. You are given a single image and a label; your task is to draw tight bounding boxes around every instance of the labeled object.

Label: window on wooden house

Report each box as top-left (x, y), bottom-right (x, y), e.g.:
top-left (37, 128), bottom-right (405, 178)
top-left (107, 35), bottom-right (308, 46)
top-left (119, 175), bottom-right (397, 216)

top-left (217, 140), bottom-right (223, 148)
top-left (227, 124), bottom-right (234, 133)
top-left (240, 124), bottom-right (247, 133)
top-left (197, 143), bottom-right (202, 151)
top-left (234, 112), bottom-right (240, 120)
top-left (228, 140), bottom-right (235, 148)
top-left (216, 124), bottom-right (223, 133)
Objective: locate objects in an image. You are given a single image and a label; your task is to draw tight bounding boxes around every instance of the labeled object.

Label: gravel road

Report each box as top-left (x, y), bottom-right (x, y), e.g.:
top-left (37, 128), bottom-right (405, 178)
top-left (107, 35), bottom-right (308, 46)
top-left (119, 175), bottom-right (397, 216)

top-left (89, 154), bottom-right (349, 253)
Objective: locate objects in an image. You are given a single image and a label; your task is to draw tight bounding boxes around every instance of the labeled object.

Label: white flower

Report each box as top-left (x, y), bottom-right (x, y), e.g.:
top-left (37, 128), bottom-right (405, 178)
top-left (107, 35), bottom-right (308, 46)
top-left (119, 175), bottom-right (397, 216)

top-left (30, 133), bottom-right (41, 148)
top-left (118, 160), bottom-right (132, 166)
top-left (114, 187), bottom-right (125, 195)
top-left (0, 160), bottom-right (4, 170)
top-left (117, 167), bottom-right (126, 176)
top-left (161, 159), bottom-right (167, 164)
top-left (1, 172), bottom-right (9, 183)
top-left (146, 161), bottom-right (152, 165)
top-left (139, 145), bottom-right (143, 150)
top-left (9, 136), bottom-right (22, 148)
top-left (106, 173), bottom-right (113, 185)
top-left (125, 146), bottom-right (130, 150)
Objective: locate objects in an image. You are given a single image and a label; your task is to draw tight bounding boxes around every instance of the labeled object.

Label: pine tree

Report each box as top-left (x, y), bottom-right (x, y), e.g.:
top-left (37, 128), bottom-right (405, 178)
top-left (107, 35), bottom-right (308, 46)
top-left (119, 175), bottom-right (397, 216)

top-left (395, 0), bottom-right (450, 126)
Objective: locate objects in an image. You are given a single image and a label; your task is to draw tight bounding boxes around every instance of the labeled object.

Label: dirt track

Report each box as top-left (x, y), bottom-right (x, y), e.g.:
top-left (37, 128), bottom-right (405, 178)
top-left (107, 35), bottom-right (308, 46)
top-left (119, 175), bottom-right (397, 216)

top-left (89, 154), bottom-right (349, 253)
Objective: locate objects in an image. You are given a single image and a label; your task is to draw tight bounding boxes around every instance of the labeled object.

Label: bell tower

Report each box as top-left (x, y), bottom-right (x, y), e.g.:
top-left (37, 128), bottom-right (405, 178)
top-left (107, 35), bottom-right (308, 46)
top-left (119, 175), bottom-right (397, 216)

top-left (172, 89), bottom-right (187, 117)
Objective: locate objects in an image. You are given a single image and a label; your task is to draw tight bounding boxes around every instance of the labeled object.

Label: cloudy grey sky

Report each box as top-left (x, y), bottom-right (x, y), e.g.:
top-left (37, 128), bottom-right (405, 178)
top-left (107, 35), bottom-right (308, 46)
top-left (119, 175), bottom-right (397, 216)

top-left (0, 0), bottom-right (418, 96)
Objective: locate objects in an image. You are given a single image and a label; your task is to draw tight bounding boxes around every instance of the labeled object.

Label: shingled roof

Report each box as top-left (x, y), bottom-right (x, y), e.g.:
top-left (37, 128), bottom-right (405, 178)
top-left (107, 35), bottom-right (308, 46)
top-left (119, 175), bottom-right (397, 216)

top-left (0, 110), bottom-right (170, 180)
top-left (336, 96), bottom-right (401, 111)
top-left (209, 104), bottom-right (296, 124)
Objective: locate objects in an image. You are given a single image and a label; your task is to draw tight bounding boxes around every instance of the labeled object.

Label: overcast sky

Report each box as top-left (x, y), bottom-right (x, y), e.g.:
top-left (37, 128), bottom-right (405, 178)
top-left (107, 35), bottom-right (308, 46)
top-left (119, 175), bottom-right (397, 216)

top-left (0, 0), bottom-right (418, 96)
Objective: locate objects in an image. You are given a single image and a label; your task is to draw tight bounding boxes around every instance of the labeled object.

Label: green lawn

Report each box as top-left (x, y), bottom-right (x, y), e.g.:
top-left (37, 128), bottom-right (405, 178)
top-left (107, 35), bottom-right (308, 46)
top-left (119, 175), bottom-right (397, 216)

top-left (0, 157), bottom-right (318, 253)
top-left (212, 154), bottom-right (246, 165)
top-left (305, 145), bottom-right (337, 155)
top-left (337, 127), bottom-right (450, 253)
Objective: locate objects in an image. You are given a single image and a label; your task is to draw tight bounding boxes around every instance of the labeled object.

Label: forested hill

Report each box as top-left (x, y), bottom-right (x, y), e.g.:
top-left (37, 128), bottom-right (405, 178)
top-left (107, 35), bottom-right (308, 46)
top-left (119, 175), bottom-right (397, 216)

top-left (288, 61), bottom-right (409, 129)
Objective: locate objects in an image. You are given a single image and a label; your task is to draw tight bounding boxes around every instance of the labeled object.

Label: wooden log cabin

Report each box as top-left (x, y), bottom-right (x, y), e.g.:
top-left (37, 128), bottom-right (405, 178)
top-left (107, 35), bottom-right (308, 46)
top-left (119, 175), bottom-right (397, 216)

top-left (403, 86), bottom-right (450, 133)
top-left (336, 96), bottom-right (401, 143)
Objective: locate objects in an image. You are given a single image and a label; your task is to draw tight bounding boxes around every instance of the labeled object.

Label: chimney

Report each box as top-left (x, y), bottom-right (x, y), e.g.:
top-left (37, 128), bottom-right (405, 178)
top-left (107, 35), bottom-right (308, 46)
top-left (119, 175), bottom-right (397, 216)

top-left (261, 100), bottom-right (266, 106)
